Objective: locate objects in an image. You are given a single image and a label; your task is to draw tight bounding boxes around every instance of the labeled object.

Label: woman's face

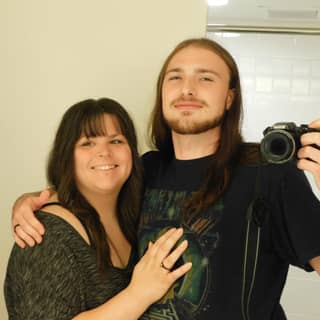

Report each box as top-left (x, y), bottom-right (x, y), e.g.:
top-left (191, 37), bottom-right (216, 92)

top-left (74, 114), bottom-right (132, 199)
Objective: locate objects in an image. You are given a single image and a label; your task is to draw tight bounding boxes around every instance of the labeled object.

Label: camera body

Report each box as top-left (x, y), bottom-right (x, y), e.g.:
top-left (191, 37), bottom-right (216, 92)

top-left (260, 122), bottom-right (318, 164)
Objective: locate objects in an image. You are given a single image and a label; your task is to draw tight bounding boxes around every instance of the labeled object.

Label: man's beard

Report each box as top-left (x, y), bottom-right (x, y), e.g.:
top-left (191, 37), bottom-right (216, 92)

top-left (165, 111), bottom-right (225, 135)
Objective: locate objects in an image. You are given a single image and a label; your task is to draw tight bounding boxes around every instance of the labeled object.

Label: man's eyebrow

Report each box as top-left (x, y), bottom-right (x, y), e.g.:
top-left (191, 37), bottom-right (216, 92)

top-left (165, 67), bottom-right (221, 78)
top-left (196, 68), bottom-right (222, 78)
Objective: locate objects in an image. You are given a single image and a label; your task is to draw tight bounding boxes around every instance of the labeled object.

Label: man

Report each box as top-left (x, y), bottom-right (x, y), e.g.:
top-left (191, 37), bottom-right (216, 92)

top-left (12, 38), bottom-right (320, 319)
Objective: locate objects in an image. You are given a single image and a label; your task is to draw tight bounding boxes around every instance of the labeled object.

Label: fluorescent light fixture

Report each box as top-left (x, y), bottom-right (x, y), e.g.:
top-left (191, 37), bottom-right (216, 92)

top-left (208, 0), bottom-right (229, 6)
top-left (223, 32), bottom-right (240, 37)
top-left (214, 32), bottom-right (240, 38)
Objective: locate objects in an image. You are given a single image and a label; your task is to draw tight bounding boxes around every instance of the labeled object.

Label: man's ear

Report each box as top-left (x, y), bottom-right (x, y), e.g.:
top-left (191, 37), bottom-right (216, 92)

top-left (226, 89), bottom-right (235, 111)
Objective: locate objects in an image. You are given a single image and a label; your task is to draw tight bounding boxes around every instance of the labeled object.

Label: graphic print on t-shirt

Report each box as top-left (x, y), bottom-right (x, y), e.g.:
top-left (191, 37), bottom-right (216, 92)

top-left (139, 188), bottom-right (223, 320)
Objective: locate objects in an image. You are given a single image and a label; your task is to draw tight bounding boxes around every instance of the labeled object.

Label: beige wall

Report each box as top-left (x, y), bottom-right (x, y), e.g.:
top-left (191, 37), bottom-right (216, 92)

top-left (0, 1), bottom-right (207, 317)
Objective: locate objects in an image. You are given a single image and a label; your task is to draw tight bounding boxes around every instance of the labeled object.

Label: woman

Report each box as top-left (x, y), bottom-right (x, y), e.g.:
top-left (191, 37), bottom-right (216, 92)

top-left (4, 98), bottom-right (192, 319)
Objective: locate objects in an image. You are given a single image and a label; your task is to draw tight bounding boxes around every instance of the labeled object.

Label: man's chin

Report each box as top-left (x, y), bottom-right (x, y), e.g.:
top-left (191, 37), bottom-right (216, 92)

top-left (165, 114), bottom-right (224, 135)
top-left (169, 121), bottom-right (219, 135)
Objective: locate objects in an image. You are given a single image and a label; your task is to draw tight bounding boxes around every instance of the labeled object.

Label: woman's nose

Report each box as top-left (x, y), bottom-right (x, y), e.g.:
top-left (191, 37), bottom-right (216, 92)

top-left (96, 145), bottom-right (111, 158)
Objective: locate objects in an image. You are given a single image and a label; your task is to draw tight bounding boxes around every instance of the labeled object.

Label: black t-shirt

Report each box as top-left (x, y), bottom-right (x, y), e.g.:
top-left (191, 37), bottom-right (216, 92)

top-left (138, 150), bottom-right (320, 320)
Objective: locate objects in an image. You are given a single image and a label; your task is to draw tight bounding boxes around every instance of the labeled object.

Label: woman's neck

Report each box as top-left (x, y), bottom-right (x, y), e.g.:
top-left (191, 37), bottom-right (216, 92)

top-left (83, 192), bottom-right (118, 225)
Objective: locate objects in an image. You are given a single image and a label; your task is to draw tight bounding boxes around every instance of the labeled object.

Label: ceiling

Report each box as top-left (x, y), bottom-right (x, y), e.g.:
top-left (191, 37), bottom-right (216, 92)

top-left (207, 0), bottom-right (320, 28)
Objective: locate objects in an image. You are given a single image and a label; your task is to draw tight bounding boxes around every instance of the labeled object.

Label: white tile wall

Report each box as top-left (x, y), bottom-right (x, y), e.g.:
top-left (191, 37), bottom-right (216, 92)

top-left (207, 31), bottom-right (320, 198)
top-left (207, 31), bottom-right (320, 319)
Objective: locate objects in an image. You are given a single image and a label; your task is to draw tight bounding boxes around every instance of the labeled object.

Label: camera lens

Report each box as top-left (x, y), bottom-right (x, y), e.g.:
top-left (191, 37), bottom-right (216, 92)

top-left (260, 130), bottom-right (296, 164)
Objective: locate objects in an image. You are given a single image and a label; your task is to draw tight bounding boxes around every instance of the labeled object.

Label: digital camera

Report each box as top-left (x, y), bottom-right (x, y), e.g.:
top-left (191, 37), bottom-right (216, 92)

top-left (260, 122), bottom-right (320, 164)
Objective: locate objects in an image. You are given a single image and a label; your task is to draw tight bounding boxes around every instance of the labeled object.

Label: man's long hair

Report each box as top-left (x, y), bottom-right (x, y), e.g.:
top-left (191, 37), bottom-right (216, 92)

top-left (149, 38), bottom-right (258, 221)
top-left (47, 98), bottom-right (143, 276)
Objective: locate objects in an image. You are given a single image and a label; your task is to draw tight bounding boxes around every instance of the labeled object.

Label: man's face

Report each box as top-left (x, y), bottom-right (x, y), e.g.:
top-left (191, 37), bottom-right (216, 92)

top-left (162, 46), bottom-right (234, 134)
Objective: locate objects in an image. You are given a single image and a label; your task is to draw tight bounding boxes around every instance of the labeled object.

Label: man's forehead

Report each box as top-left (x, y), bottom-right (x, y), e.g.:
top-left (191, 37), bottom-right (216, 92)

top-left (167, 48), bottom-right (224, 65)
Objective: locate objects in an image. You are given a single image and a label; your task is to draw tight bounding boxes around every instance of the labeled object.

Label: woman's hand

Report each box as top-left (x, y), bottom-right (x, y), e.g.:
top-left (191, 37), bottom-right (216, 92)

top-left (12, 189), bottom-right (50, 247)
top-left (127, 228), bottom-right (192, 307)
top-left (297, 118), bottom-right (320, 190)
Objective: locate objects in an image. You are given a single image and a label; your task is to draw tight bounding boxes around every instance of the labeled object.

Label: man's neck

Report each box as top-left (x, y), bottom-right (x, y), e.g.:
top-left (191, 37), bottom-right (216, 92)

top-left (172, 127), bottom-right (220, 160)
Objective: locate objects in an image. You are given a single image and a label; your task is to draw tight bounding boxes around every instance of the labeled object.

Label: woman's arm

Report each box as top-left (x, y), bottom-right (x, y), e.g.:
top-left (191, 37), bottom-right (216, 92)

top-left (5, 229), bottom-right (86, 319)
top-left (73, 228), bottom-right (192, 320)
top-left (5, 224), bottom-right (191, 320)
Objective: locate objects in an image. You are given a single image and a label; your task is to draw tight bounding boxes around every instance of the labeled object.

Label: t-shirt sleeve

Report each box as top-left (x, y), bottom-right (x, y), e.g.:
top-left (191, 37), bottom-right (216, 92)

top-left (4, 228), bottom-right (84, 319)
top-left (269, 163), bottom-right (320, 271)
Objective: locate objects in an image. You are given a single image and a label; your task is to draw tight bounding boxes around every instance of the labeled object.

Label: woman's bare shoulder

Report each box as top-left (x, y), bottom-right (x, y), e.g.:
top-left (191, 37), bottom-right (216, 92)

top-left (40, 204), bottom-right (90, 245)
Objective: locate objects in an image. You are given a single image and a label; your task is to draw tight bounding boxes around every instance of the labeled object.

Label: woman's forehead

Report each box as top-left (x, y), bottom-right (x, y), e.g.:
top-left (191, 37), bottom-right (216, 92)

top-left (81, 113), bottom-right (123, 137)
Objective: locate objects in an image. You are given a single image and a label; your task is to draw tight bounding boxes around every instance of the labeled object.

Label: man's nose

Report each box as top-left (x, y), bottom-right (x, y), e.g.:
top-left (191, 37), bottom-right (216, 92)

top-left (181, 78), bottom-right (196, 97)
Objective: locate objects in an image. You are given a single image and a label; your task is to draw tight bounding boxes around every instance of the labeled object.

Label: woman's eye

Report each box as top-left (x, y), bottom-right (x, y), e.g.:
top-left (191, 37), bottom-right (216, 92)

top-left (81, 140), bottom-right (95, 147)
top-left (110, 139), bottom-right (123, 144)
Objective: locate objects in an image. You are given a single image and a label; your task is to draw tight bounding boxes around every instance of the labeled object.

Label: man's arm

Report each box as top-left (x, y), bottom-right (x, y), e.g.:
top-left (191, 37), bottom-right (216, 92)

top-left (297, 118), bottom-right (320, 190)
top-left (309, 256), bottom-right (320, 275)
top-left (12, 189), bottom-right (51, 247)
top-left (299, 118), bottom-right (320, 276)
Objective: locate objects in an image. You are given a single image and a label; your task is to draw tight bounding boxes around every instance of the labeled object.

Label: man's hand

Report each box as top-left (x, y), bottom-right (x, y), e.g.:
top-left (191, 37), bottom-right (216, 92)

top-left (297, 118), bottom-right (320, 190)
top-left (12, 189), bottom-right (50, 248)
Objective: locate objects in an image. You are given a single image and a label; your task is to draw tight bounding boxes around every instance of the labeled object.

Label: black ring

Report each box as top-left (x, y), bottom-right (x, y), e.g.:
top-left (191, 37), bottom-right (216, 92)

top-left (13, 224), bottom-right (20, 233)
top-left (160, 261), bottom-right (171, 271)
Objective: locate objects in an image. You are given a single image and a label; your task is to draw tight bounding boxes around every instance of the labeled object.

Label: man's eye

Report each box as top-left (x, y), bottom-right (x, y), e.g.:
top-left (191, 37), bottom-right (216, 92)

top-left (168, 76), bottom-right (181, 81)
top-left (200, 77), bottom-right (214, 82)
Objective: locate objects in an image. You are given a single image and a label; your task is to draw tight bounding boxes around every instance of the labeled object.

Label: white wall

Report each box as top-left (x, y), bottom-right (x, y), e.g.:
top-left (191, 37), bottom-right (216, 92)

top-left (0, 1), bottom-right (207, 318)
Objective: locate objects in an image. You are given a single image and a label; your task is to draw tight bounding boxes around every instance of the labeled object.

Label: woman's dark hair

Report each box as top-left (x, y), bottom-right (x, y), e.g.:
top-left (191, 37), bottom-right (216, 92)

top-left (47, 98), bottom-right (143, 276)
top-left (149, 38), bottom-right (259, 221)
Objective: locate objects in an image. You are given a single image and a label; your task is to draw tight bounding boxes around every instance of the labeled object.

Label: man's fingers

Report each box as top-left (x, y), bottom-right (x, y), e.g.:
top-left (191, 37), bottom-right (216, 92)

top-left (301, 132), bottom-right (320, 147)
top-left (308, 118), bottom-right (320, 128)
top-left (39, 189), bottom-right (51, 203)
top-left (28, 216), bottom-right (45, 236)
top-left (13, 233), bottom-right (26, 249)
top-left (297, 145), bottom-right (320, 164)
top-left (13, 206), bottom-right (45, 237)
top-left (31, 190), bottom-right (50, 212)
top-left (13, 211), bottom-right (44, 244)
top-left (14, 225), bottom-right (36, 247)
top-left (25, 226), bottom-right (43, 244)
top-left (22, 196), bottom-right (46, 235)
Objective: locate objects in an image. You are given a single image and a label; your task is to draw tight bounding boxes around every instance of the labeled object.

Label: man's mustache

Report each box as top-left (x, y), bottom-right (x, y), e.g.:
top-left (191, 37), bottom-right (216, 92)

top-left (171, 96), bottom-right (208, 107)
